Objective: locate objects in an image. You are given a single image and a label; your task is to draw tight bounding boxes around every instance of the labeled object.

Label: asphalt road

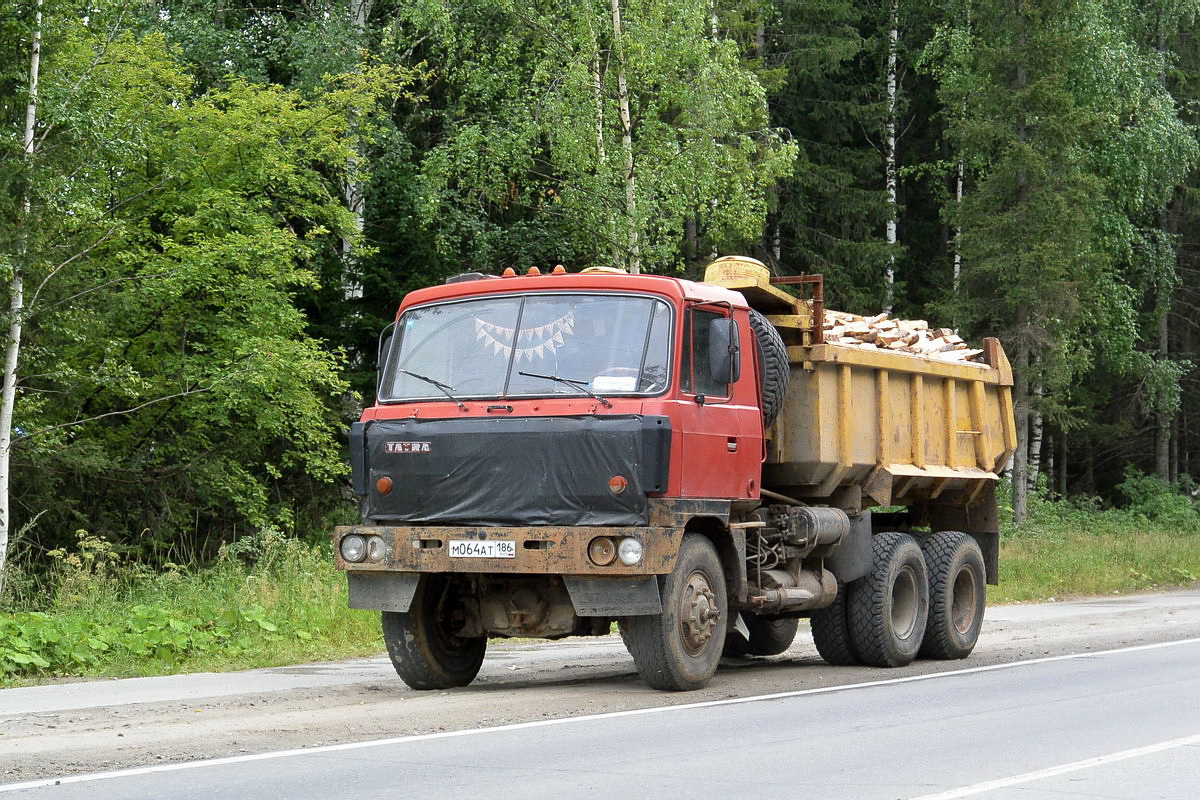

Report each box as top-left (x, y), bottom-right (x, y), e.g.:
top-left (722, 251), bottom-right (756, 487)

top-left (3, 619), bottom-right (1199, 798)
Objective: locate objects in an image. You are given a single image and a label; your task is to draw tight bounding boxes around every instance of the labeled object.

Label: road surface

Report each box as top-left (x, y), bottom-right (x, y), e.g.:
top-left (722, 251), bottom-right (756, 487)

top-left (2, 590), bottom-right (1199, 795)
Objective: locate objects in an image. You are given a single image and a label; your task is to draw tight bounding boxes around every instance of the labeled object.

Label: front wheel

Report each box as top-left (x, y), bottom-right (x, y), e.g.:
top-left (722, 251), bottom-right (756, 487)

top-left (382, 574), bottom-right (486, 690)
top-left (621, 534), bottom-right (728, 690)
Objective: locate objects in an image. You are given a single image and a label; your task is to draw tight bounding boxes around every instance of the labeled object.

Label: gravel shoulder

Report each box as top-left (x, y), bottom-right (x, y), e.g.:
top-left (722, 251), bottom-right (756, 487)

top-left (3, 589), bottom-right (1199, 784)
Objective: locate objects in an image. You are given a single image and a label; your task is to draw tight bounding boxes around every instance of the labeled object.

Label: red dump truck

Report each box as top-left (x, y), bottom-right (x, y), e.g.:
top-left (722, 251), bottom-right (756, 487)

top-left (333, 257), bottom-right (1017, 690)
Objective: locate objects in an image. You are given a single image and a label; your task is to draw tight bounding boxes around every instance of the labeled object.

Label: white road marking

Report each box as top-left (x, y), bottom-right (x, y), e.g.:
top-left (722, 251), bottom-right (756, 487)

top-left (906, 733), bottom-right (1200, 800)
top-left (2, 636), bottom-right (1199, 794)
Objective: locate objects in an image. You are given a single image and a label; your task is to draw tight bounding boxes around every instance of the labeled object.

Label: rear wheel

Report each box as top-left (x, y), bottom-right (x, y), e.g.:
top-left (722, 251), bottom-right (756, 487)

top-left (810, 580), bottom-right (859, 665)
top-left (848, 532), bottom-right (929, 667)
top-left (382, 574), bottom-right (486, 690)
top-left (724, 614), bottom-right (799, 657)
top-left (918, 531), bottom-right (986, 660)
top-left (621, 534), bottom-right (728, 690)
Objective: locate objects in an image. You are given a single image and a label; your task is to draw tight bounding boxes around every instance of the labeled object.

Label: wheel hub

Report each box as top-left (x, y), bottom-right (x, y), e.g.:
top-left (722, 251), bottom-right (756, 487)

top-left (679, 570), bottom-right (721, 655)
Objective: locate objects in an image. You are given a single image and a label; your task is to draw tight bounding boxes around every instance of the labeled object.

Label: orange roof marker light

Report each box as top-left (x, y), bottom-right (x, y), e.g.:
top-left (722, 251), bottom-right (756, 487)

top-left (526, 266), bottom-right (541, 276)
top-left (552, 264), bottom-right (567, 275)
top-left (501, 267), bottom-right (517, 277)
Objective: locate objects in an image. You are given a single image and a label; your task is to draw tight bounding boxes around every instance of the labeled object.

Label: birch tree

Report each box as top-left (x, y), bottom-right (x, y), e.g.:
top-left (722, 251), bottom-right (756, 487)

top-left (404, 0), bottom-right (795, 273)
top-left (883, 0), bottom-right (899, 310)
top-left (929, 0), bottom-right (1196, 520)
top-left (0, 0), bottom-right (41, 591)
top-left (1, 11), bottom-right (396, 566)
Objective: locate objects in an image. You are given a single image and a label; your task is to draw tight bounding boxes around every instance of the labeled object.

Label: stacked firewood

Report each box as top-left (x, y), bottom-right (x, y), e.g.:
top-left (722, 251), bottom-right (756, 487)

top-left (822, 310), bottom-right (984, 362)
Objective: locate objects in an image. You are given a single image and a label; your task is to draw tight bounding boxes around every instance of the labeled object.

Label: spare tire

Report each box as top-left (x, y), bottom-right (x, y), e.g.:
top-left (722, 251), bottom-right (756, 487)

top-left (748, 308), bottom-right (789, 427)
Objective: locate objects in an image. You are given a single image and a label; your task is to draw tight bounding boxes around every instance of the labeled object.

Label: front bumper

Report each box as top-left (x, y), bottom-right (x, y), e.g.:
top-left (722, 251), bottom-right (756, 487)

top-left (333, 524), bottom-right (684, 575)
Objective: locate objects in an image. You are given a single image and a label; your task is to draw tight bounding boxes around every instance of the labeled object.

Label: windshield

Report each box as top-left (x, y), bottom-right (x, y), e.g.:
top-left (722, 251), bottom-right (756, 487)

top-left (380, 293), bottom-right (672, 402)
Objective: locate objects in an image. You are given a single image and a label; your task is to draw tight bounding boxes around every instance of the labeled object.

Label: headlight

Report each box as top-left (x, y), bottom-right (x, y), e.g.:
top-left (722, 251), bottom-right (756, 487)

top-left (588, 536), bottom-right (616, 566)
top-left (618, 537), bottom-right (643, 566)
top-left (340, 534), bottom-right (367, 563)
top-left (367, 536), bottom-right (386, 563)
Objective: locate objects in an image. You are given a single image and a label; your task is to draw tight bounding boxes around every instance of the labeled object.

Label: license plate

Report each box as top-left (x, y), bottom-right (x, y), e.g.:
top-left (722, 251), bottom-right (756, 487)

top-left (448, 540), bottom-right (516, 559)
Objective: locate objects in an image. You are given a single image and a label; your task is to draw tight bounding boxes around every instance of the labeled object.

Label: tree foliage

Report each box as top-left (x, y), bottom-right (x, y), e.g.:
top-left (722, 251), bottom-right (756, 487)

top-left (4, 0), bottom-right (1200, 583)
top-left (398, 0), bottom-right (796, 273)
top-left (2, 6), bottom-right (399, 566)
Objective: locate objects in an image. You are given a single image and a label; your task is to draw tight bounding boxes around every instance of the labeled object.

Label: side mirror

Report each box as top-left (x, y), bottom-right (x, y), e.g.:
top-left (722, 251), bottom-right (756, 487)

top-left (378, 322), bottom-right (396, 368)
top-left (377, 322), bottom-right (397, 396)
top-left (708, 318), bottom-right (740, 385)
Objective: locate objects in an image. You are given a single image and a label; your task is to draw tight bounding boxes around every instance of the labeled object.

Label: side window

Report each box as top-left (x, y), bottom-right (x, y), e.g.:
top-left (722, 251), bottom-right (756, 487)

top-left (681, 308), bottom-right (729, 398)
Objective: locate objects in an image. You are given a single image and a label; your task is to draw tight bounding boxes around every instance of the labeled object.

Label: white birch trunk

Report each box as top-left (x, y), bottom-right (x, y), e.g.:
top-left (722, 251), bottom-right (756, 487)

top-left (1028, 378), bottom-right (1043, 491)
top-left (953, 157), bottom-right (963, 295)
top-left (585, 11), bottom-right (613, 262)
top-left (952, 6), bottom-right (970, 297)
top-left (883, 0), bottom-right (898, 312)
top-left (610, 0), bottom-right (640, 273)
top-left (1154, 17), bottom-right (1172, 483)
top-left (1, 0), bottom-right (43, 592)
top-left (340, 0), bottom-right (372, 301)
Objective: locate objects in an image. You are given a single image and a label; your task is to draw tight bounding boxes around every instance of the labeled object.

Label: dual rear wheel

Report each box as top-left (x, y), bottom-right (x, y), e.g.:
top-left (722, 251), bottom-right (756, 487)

top-left (811, 530), bottom-right (986, 667)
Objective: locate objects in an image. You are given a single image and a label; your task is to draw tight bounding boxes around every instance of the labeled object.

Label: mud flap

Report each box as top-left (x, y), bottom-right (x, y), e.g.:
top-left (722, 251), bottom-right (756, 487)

top-left (826, 510), bottom-right (873, 584)
top-left (563, 576), bottom-right (662, 616)
top-left (348, 572), bottom-right (420, 612)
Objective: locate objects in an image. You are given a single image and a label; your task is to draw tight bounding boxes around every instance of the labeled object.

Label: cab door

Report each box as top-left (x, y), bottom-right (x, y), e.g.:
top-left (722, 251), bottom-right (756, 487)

top-left (676, 304), bottom-right (761, 499)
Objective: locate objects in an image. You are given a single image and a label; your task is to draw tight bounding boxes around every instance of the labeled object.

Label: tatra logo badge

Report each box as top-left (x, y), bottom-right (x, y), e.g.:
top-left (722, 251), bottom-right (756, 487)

top-left (385, 441), bottom-right (431, 454)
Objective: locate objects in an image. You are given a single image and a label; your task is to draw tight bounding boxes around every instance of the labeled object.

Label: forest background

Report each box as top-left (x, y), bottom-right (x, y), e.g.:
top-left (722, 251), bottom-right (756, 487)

top-left (3, 0), bottom-right (1200, 624)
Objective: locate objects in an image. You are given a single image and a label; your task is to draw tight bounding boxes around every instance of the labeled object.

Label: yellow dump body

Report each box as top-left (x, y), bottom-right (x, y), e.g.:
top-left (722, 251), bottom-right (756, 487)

top-left (704, 257), bottom-right (1017, 509)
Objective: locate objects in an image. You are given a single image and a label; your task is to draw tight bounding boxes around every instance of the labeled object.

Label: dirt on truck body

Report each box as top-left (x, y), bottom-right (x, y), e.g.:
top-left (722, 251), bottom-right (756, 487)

top-left (333, 256), bottom-right (1017, 690)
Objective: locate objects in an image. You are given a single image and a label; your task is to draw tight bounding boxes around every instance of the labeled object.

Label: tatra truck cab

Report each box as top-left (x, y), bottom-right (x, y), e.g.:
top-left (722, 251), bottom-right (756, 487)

top-left (333, 257), bottom-right (1017, 690)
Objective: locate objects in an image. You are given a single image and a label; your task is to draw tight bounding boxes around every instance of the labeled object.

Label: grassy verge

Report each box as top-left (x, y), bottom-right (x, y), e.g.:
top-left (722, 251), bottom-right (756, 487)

top-left (1, 530), bottom-right (382, 685)
top-left (991, 486), bottom-right (1200, 603)
top-left (2, 477), bottom-right (1198, 684)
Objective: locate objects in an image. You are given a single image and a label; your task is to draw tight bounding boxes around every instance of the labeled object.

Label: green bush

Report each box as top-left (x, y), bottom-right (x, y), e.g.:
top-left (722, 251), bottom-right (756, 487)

top-left (0, 528), bottom-right (379, 683)
top-left (1115, 467), bottom-right (1200, 529)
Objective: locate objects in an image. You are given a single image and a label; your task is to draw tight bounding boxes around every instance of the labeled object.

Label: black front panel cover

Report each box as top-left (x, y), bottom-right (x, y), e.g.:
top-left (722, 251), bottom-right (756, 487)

top-left (363, 415), bottom-right (670, 526)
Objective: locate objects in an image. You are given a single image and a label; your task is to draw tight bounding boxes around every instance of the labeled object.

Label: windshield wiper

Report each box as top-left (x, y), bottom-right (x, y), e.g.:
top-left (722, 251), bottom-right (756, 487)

top-left (396, 369), bottom-right (467, 410)
top-left (518, 371), bottom-right (613, 408)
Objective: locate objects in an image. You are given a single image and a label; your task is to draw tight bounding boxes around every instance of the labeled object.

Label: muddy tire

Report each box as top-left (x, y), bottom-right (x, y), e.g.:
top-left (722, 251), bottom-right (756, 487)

top-left (381, 575), bottom-right (486, 690)
top-left (918, 531), bottom-right (986, 660)
top-left (621, 534), bottom-right (728, 690)
top-left (810, 580), bottom-right (859, 665)
top-left (749, 308), bottom-right (789, 427)
top-left (724, 614), bottom-right (799, 657)
top-left (847, 532), bottom-right (929, 668)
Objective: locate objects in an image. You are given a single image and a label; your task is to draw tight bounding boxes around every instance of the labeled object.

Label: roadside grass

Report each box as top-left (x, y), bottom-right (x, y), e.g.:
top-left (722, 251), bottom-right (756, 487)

top-left (992, 480), bottom-right (1200, 603)
top-left (0, 529), bottom-right (382, 685)
top-left (2, 473), bottom-right (1199, 684)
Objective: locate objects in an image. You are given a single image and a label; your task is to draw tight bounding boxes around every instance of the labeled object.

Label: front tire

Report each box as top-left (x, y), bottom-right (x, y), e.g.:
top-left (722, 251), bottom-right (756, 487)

top-left (848, 532), bottom-right (929, 667)
top-left (382, 574), bottom-right (486, 690)
top-left (919, 531), bottom-right (986, 660)
top-left (621, 534), bottom-right (728, 690)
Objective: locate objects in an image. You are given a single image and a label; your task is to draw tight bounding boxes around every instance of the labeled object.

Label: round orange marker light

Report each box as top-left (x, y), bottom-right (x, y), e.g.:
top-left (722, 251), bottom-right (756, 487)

top-left (375, 476), bottom-right (394, 495)
top-left (501, 267), bottom-right (517, 277)
top-left (552, 264), bottom-right (567, 274)
top-left (526, 266), bottom-right (541, 275)
top-left (608, 475), bottom-right (628, 495)
top-left (588, 536), bottom-right (617, 566)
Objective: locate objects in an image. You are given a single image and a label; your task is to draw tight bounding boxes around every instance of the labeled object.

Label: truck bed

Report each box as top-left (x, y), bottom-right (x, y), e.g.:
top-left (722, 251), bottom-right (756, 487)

top-left (704, 257), bottom-right (1017, 508)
